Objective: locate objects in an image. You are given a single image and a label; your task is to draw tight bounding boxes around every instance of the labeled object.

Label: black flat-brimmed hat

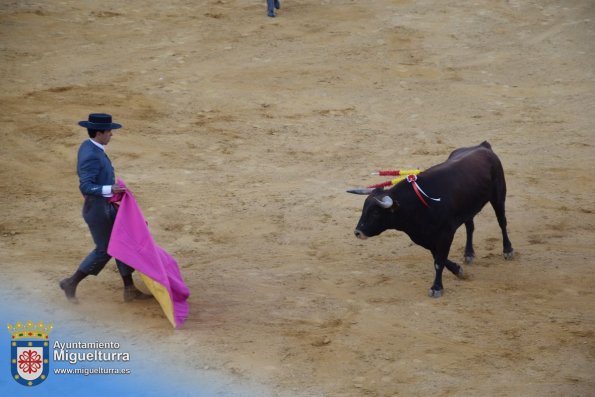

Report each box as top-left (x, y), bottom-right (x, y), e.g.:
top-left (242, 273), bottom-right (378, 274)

top-left (78, 113), bottom-right (122, 130)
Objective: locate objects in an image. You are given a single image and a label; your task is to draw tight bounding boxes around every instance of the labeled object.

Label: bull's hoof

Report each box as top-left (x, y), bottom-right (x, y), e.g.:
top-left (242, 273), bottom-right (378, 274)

top-left (456, 267), bottom-right (465, 279)
top-left (503, 249), bottom-right (514, 260)
top-left (428, 288), bottom-right (443, 298)
top-left (464, 254), bottom-right (475, 264)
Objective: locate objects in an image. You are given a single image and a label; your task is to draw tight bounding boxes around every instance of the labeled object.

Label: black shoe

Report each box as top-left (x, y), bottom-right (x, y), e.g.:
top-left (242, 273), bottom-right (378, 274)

top-left (124, 285), bottom-right (152, 302)
top-left (274, 0), bottom-right (280, 9)
top-left (59, 278), bottom-right (79, 303)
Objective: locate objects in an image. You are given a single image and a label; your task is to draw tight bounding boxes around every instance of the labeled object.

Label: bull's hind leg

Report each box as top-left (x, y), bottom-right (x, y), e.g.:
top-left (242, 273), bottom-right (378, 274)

top-left (491, 196), bottom-right (514, 260)
top-left (463, 219), bottom-right (476, 264)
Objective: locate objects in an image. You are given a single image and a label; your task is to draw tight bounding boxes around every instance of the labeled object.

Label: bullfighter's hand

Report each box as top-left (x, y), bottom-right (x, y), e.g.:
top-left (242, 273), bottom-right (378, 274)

top-left (111, 184), bottom-right (126, 194)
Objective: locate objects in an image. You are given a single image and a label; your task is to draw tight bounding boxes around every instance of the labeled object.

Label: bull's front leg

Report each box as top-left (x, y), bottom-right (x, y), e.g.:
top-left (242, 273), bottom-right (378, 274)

top-left (429, 260), bottom-right (465, 298)
top-left (445, 259), bottom-right (465, 279)
top-left (429, 261), bottom-right (445, 298)
top-left (429, 232), bottom-right (456, 298)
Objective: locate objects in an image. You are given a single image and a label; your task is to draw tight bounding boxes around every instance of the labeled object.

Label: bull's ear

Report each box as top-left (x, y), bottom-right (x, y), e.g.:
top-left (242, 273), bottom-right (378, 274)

top-left (375, 195), bottom-right (394, 208)
top-left (347, 188), bottom-right (376, 195)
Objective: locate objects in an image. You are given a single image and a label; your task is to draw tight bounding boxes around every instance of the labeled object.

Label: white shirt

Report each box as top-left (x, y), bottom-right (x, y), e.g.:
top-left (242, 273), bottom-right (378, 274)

top-left (89, 138), bottom-right (113, 197)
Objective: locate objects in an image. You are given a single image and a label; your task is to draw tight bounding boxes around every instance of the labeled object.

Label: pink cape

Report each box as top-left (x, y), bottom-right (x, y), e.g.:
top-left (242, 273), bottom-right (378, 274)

top-left (107, 180), bottom-right (189, 328)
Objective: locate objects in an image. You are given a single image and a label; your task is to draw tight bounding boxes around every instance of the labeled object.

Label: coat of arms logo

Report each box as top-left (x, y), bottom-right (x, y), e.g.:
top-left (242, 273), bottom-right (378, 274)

top-left (7, 320), bottom-right (53, 387)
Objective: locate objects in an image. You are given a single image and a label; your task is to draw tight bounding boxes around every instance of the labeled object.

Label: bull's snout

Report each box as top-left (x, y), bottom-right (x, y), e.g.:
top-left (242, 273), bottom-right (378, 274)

top-left (354, 229), bottom-right (367, 240)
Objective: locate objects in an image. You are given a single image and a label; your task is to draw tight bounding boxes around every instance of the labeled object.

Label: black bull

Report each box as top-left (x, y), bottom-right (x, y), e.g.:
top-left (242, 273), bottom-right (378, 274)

top-left (348, 141), bottom-right (514, 298)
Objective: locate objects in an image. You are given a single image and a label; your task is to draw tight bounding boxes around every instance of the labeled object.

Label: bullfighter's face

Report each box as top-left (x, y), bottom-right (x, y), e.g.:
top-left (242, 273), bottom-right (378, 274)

top-left (95, 130), bottom-right (113, 146)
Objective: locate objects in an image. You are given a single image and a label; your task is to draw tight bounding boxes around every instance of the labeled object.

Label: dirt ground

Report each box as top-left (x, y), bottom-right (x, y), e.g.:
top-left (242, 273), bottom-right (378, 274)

top-left (1, 0), bottom-right (594, 396)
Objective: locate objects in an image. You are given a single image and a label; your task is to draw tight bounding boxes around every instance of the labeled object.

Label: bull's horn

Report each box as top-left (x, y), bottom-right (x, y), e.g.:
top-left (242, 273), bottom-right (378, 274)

top-left (375, 196), bottom-right (394, 208)
top-left (346, 188), bottom-right (376, 195)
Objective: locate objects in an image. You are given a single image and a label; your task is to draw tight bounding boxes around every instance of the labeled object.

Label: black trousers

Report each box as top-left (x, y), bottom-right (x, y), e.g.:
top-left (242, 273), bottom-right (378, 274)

top-left (78, 196), bottom-right (134, 277)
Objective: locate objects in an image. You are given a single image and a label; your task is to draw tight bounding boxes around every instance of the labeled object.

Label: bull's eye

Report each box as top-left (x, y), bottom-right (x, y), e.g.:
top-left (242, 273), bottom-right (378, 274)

top-left (369, 209), bottom-right (381, 222)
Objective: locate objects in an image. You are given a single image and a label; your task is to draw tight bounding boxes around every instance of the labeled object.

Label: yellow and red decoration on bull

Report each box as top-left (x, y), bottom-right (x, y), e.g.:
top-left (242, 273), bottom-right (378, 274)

top-left (367, 169), bottom-right (421, 188)
top-left (367, 169), bottom-right (441, 208)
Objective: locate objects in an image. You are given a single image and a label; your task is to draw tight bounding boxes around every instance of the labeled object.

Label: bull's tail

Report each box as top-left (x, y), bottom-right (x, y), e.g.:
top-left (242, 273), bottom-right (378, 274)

top-left (480, 140), bottom-right (492, 150)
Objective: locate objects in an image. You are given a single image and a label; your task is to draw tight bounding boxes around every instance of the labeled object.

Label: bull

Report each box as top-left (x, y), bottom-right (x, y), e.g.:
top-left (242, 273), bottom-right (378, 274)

top-left (348, 141), bottom-right (514, 297)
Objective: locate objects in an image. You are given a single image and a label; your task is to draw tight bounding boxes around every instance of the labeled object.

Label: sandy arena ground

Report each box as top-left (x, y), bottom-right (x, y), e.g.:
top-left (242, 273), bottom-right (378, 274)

top-left (1, 0), bottom-right (594, 396)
